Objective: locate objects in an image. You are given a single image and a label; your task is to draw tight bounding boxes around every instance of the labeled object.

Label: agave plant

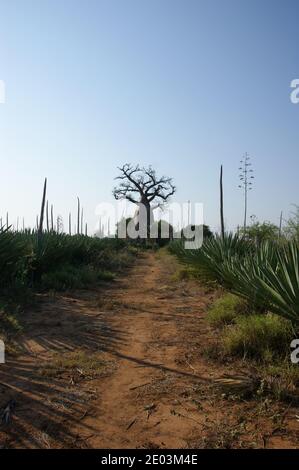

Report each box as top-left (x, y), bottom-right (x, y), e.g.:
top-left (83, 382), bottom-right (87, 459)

top-left (26, 231), bottom-right (124, 283)
top-left (170, 233), bottom-right (253, 285)
top-left (258, 242), bottom-right (299, 324)
top-left (217, 241), bottom-right (279, 310)
top-left (219, 241), bottom-right (299, 323)
top-left (170, 234), bottom-right (299, 326)
top-left (0, 226), bottom-right (28, 287)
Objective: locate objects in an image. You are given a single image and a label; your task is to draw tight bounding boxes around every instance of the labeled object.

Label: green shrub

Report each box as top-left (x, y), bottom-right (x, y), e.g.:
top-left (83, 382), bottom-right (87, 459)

top-left (40, 264), bottom-right (114, 291)
top-left (155, 220), bottom-right (174, 247)
top-left (0, 227), bottom-right (29, 288)
top-left (207, 293), bottom-right (248, 327)
top-left (97, 247), bottom-right (134, 272)
top-left (222, 314), bottom-right (293, 361)
top-left (96, 270), bottom-right (115, 281)
top-left (240, 221), bottom-right (279, 244)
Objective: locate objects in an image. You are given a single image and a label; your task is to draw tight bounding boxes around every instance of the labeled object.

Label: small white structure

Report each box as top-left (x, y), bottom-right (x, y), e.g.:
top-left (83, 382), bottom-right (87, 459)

top-left (0, 80), bottom-right (5, 104)
top-left (0, 340), bottom-right (5, 364)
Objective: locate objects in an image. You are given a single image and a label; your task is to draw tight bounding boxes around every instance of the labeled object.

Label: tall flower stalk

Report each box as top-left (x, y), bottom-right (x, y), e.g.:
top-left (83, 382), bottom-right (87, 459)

top-left (238, 153), bottom-right (254, 231)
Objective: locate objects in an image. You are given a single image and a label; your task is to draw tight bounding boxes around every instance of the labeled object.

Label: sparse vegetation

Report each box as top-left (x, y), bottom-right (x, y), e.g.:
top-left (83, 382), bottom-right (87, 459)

top-left (0, 226), bottom-right (138, 353)
top-left (38, 350), bottom-right (114, 379)
top-left (259, 362), bottom-right (299, 401)
top-left (222, 314), bottom-right (293, 361)
top-left (1, 170), bottom-right (298, 451)
top-left (207, 293), bottom-right (248, 327)
top-left (170, 229), bottom-right (299, 409)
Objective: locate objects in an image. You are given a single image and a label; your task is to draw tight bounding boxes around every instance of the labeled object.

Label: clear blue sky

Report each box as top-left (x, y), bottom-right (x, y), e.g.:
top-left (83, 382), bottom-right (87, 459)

top-left (0, 0), bottom-right (298, 233)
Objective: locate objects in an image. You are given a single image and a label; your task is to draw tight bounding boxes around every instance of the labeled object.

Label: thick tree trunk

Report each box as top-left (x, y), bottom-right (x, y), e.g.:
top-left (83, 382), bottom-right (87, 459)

top-left (134, 197), bottom-right (154, 239)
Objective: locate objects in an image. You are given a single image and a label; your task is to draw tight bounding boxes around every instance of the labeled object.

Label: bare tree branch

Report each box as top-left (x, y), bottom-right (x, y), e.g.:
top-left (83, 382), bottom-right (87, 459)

top-left (113, 163), bottom-right (175, 205)
top-left (115, 164), bottom-right (143, 193)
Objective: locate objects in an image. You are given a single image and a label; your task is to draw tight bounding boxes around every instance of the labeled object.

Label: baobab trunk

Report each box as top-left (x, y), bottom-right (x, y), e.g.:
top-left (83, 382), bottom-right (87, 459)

top-left (134, 197), bottom-right (154, 239)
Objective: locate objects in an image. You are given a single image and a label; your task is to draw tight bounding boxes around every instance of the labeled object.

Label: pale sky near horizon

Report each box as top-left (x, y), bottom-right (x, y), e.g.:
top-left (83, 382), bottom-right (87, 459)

top-left (0, 0), bottom-right (298, 233)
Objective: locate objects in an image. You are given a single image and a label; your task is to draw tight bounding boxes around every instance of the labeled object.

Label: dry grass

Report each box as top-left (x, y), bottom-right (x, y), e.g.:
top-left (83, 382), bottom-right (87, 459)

top-left (189, 418), bottom-right (249, 449)
top-left (0, 309), bottom-right (23, 355)
top-left (38, 350), bottom-right (114, 379)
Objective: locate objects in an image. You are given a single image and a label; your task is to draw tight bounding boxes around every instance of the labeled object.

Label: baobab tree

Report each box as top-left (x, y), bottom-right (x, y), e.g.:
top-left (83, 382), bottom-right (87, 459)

top-left (113, 164), bottom-right (176, 238)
